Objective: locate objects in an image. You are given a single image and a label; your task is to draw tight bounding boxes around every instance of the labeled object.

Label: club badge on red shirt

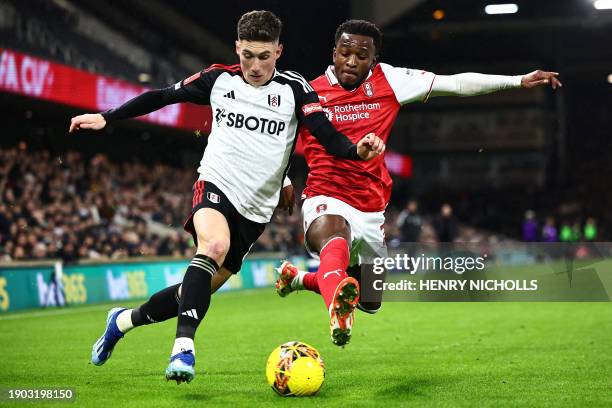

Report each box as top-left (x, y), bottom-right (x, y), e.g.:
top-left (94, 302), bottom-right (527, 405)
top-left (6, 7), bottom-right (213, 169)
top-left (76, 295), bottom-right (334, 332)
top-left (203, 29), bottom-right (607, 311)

top-left (362, 81), bottom-right (374, 97)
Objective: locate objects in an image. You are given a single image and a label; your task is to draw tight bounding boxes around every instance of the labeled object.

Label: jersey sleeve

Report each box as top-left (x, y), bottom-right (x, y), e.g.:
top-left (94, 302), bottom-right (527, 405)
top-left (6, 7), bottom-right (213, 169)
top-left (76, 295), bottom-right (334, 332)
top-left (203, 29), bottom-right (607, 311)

top-left (379, 62), bottom-right (436, 105)
top-left (101, 67), bottom-right (221, 121)
top-left (175, 66), bottom-right (224, 105)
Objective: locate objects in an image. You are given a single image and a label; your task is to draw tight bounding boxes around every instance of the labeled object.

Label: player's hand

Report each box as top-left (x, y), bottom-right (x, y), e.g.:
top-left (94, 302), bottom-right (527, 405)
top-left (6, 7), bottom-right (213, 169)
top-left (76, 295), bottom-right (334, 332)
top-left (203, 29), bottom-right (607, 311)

top-left (277, 184), bottom-right (295, 215)
top-left (521, 70), bottom-right (562, 90)
top-left (69, 113), bottom-right (107, 133)
top-left (357, 133), bottom-right (385, 161)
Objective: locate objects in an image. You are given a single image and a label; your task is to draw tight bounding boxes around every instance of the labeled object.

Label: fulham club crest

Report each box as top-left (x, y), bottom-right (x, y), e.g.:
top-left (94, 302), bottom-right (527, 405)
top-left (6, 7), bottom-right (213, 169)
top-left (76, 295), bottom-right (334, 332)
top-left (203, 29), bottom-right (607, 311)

top-left (268, 94), bottom-right (281, 108)
top-left (362, 81), bottom-right (374, 97)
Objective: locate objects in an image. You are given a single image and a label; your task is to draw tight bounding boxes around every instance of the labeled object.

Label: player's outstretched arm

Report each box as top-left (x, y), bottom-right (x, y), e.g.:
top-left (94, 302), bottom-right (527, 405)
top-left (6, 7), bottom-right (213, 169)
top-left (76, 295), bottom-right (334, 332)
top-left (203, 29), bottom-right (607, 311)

top-left (429, 70), bottom-right (562, 98)
top-left (69, 113), bottom-right (106, 133)
top-left (520, 70), bottom-right (562, 89)
top-left (69, 86), bottom-right (189, 133)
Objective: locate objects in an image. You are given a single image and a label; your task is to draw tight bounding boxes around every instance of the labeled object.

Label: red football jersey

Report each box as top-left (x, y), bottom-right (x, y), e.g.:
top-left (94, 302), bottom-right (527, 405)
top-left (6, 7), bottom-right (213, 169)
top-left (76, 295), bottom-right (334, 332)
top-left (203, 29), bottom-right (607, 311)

top-left (301, 63), bottom-right (436, 212)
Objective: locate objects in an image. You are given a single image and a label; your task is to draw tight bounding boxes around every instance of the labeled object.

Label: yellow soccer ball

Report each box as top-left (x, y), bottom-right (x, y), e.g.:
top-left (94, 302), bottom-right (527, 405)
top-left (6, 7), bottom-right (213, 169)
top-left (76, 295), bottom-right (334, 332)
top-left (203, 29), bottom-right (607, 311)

top-left (265, 341), bottom-right (325, 396)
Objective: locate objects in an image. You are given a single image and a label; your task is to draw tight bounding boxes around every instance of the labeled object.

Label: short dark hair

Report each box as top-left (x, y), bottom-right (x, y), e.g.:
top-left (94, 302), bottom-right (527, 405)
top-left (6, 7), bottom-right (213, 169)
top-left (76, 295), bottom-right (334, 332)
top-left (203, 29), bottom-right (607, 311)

top-left (334, 19), bottom-right (382, 55)
top-left (237, 10), bottom-right (282, 42)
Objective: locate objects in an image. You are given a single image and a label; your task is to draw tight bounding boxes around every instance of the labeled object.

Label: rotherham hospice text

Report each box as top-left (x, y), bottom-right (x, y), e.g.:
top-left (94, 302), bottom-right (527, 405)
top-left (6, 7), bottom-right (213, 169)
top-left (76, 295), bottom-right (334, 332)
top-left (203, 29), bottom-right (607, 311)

top-left (372, 254), bottom-right (487, 275)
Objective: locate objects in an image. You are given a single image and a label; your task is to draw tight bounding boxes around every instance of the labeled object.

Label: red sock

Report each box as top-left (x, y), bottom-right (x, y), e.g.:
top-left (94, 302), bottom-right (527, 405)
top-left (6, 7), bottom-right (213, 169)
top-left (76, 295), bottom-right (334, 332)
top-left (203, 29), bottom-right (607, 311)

top-left (316, 237), bottom-right (349, 310)
top-left (302, 273), bottom-right (320, 294)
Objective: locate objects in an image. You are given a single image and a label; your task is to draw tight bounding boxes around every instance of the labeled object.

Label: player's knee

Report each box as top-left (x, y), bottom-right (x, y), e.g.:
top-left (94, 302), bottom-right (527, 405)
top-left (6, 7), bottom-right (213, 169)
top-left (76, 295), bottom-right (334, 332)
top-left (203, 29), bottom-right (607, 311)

top-left (307, 215), bottom-right (350, 253)
top-left (197, 237), bottom-right (230, 263)
top-left (357, 301), bottom-right (381, 314)
top-left (322, 234), bottom-right (349, 248)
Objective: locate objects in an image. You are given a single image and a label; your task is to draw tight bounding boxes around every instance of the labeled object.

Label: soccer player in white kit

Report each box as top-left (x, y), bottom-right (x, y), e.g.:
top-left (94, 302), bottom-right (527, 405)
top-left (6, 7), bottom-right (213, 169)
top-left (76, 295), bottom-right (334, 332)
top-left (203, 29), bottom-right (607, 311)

top-left (274, 19), bottom-right (562, 347)
top-left (69, 11), bottom-right (384, 383)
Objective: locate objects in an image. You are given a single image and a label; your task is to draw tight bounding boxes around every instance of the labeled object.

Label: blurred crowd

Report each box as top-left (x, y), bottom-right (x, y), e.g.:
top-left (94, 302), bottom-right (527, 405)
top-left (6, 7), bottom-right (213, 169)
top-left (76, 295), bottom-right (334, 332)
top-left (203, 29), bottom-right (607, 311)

top-left (521, 210), bottom-right (598, 243)
top-left (0, 146), bottom-right (196, 261)
top-left (0, 146), bottom-right (308, 263)
top-left (384, 200), bottom-right (495, 246)
top-left (5, 145), bottom-right (583, 263)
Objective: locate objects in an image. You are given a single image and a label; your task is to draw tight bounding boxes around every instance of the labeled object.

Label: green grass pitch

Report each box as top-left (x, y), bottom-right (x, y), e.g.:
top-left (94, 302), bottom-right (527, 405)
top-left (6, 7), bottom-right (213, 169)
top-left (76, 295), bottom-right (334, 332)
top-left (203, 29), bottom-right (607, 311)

top-left (1, 288), bottom-right (611, 407)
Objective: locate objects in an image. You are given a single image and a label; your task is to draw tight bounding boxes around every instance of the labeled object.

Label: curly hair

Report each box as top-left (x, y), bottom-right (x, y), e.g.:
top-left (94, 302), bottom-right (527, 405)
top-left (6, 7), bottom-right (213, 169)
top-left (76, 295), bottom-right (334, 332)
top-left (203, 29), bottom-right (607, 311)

top-left (334, 19), bottom-right (382, 55)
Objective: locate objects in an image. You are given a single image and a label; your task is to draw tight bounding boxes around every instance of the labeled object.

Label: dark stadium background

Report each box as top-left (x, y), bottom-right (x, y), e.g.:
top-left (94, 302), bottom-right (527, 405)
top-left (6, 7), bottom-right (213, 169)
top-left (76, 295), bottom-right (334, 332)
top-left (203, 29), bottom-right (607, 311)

top-left (1, 0), bottom-right (611, 262)
top-left (2, 2), bottom-right (612, 407)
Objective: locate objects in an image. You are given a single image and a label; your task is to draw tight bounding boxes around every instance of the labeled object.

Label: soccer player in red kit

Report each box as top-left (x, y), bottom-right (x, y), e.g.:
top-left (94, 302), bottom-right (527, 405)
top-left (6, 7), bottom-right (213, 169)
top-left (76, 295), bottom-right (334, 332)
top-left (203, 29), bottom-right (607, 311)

top-left (275, 19), bottom-right (562, 346)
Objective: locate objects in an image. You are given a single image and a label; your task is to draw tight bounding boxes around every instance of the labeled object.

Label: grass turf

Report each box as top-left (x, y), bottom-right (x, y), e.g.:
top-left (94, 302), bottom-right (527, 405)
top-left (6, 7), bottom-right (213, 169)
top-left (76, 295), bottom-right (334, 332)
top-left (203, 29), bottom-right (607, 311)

top-left (1, 288), bottom-right (611, 407)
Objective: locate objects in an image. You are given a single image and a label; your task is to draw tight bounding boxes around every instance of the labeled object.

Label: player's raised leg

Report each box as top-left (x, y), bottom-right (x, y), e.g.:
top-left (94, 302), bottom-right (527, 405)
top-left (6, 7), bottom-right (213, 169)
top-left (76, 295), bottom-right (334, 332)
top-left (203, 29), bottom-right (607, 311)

top-left (166, 207), bottom-right (227, 384)
top-left (276, 263), bottom-right (382, 314)
top-left (91, 307), bottom-right (127, 366)
top-left (307, 214), bottom-right (359, 346)
top-left (91, 258), bottom-right (235, 367)
top-left (91, 283), bottom-right (181, 366)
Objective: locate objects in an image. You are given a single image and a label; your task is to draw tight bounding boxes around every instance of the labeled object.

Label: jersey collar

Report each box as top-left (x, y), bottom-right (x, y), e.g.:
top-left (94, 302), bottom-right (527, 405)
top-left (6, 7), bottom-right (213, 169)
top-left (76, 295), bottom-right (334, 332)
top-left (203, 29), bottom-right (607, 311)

top-left (262, 68), bottom-right (278, 87)
top-left (325, 65), bottom-right (373, 90)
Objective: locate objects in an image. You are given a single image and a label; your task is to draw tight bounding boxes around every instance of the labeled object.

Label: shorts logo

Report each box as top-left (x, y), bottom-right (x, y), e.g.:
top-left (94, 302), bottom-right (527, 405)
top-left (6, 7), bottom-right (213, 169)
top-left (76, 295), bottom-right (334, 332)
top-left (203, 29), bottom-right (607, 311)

top-left (207, 192), bottom-right (220, 204)
top-left (316, 204), bottom-right (327, 214)
top-left (362, 81), bottom-right (374, 97)
top-left (268, 94), bottom-right (281, 108)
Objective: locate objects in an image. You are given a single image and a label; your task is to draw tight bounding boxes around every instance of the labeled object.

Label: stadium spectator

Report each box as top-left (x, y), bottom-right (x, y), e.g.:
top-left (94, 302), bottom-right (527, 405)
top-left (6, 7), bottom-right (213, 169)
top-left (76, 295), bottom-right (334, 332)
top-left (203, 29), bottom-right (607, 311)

top-left (396, 199), bottom-right (423, 242)
top-left (522, 210), bottom-right (538, 242)
top-left (559, 222), bottom-right (572, 242)
top-left (541, 217), bottom-right (558, 242)
top-left (584, 217), bottom-right (597, 241)
top-left (434, 203), bottom-right (458, 243)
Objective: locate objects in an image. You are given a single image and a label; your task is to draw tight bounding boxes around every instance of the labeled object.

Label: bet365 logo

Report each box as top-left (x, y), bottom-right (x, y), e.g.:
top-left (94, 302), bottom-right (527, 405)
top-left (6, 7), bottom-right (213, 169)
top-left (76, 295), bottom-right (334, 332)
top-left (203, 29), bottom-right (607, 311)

top-left (127, 271), bottom-right (148, 298)
top-left (62, 273), bottom-right (87, 304)
top-left (0, 277), bottom-right (9, 311)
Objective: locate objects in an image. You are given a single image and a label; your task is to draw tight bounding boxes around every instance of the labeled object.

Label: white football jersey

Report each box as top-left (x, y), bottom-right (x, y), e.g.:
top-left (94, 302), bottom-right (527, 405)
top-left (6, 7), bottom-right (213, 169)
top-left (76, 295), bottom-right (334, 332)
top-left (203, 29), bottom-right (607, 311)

top-left (175, 64), bottom-right (322, 223)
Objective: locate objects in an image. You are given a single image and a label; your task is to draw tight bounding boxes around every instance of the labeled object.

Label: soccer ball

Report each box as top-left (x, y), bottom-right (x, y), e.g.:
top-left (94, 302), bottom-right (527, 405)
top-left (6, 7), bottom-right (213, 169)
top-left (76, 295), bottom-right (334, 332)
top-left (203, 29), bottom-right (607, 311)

top-left (265, 341), bottom-right (325, 396)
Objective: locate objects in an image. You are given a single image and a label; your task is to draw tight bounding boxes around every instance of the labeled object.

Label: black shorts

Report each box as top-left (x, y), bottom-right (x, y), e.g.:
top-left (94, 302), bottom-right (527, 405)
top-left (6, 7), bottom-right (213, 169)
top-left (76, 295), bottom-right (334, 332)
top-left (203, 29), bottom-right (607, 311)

top-left (183, 180), bottom-right (266, 274)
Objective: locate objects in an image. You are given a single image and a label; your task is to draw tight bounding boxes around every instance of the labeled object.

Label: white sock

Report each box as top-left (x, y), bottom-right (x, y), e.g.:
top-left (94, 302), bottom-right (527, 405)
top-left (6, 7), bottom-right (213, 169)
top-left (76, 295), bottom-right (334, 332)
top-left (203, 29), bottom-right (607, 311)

top-left (292, 270), bottom-right (309, 290)
top-left (115, 309), bottom-right (134, 333)
top-left (172, 337), bottom-right (195, 356)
